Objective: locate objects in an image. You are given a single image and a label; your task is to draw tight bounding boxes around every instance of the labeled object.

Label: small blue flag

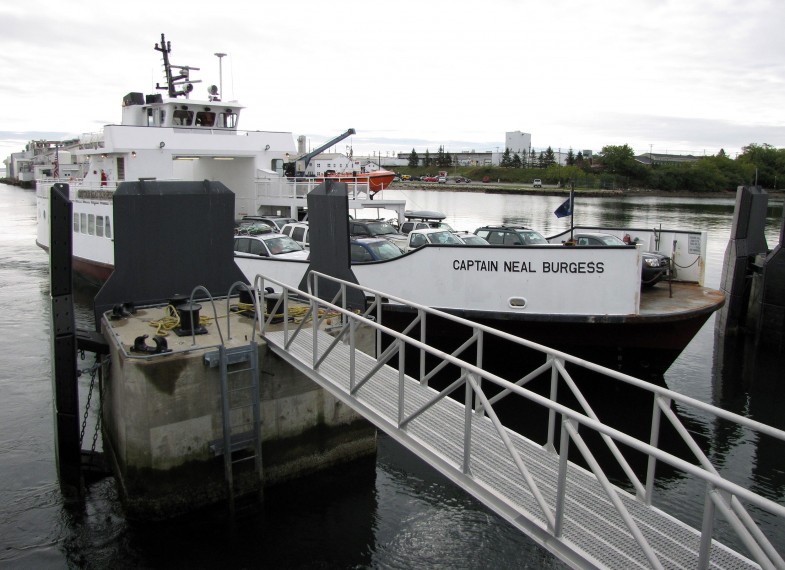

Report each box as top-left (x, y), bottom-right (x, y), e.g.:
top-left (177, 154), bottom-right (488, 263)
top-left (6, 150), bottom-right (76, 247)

top-left (554, 195), bottom-right (573, 218)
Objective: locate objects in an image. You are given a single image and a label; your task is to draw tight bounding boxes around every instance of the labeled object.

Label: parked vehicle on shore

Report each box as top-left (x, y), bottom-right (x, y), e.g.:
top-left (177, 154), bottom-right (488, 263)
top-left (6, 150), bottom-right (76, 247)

top-left (533, 179), bottom-right (542, 188)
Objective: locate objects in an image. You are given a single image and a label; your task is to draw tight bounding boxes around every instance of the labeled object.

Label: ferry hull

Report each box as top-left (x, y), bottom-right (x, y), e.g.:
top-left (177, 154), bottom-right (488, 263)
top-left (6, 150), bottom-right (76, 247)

top-left (380, 282), bottom-right (724, 379)
top-left (381, 301), bottom-right (717, 380)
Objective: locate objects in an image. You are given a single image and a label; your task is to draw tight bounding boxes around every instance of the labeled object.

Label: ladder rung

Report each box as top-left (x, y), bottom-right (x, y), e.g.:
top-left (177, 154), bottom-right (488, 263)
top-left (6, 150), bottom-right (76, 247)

top-left (209, 430), bottom-right (256, 456)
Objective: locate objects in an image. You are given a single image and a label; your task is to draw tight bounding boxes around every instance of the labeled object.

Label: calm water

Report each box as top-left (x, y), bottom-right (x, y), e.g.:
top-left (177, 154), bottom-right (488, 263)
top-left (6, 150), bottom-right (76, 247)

top-left (1, 182), bottom-right (784, 568)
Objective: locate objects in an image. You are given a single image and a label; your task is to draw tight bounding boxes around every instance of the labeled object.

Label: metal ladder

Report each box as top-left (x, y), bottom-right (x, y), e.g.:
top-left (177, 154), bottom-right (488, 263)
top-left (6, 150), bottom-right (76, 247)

top-left (208, 341), bottom-right (263, 512)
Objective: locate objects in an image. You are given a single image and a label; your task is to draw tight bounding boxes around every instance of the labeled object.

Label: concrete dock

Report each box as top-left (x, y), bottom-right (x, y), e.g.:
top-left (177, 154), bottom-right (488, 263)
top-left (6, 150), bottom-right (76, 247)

top-left (100, 300), bottom-right (376, 519)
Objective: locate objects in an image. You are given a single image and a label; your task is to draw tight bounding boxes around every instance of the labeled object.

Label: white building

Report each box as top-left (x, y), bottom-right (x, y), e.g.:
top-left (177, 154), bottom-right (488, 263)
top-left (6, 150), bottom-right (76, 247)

top-left (505, 131), bottom-right (532, 156)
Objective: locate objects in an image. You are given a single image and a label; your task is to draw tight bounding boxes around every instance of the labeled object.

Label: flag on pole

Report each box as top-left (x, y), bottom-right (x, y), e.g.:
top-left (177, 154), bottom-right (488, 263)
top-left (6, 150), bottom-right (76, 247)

top-left (554, 193), bottom-right (573, 218)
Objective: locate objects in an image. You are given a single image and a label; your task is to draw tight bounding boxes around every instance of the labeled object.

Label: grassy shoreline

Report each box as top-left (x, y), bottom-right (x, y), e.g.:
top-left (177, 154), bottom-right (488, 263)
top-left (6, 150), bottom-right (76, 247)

top-left (390, 181), bottom-right (785, 200)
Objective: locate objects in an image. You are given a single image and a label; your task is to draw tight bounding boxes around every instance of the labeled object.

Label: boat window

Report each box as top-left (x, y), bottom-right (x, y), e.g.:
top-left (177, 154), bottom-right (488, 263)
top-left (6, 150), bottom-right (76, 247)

top-left (195, 111), bottom-right (215, 127)
top-left (73, 213), bottom-right (79, 232)
top-left (159, 109), bottom-right (166, 125)
top-left (117, 158), bottom-right (125, 181)
top-left (219, 111), bottom-right (237, 128)
top-left (88, 214), bottom-right (96, 236)
top-left (146, 108), bottom-right (155, 127)
top-left (80, 213), bottom-right (87, 234)
top-left (105, 217), bottom-right (112, 239)
top-left (173, 109), bottom-right (194, 126)
top-left (96, 216), bottom-right (104, 238)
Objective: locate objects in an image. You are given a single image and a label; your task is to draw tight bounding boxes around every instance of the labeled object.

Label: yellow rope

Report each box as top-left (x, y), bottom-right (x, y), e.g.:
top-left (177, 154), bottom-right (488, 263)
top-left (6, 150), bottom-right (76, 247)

top-left (149, 305), bottom-right (214, 336)
top-left (148, 302), bottom-right (343, 335)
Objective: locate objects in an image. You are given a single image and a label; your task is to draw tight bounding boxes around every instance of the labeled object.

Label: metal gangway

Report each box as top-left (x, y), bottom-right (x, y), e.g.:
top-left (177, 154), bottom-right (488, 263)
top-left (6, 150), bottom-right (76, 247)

top-left (250, 271), bottom-right (785, 569)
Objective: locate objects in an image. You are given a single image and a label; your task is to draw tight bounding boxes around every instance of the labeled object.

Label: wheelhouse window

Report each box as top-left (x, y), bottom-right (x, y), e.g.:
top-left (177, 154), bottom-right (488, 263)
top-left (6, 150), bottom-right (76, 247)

top-left (96, 216), bottom-right (104, 237)
top-left (88, 214), bottom-right (96, 235)
top-left (80, 213), bottom-right (87, 234)
top-left (105, 217), bottom-right (112, 239)
top-left (173, 109), bottom-right (194, 126)
top-left (219, 111), bottom-right (237, 128)
top-left (195, 111), bottom-right (215, 127)
top-left (73, 213), bottom-right (79, 232)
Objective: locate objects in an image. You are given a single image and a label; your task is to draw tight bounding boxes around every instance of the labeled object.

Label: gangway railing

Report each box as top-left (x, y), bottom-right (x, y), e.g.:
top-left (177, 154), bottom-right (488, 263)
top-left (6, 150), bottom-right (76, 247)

top-left (250, 270), bottom-right (785, 570)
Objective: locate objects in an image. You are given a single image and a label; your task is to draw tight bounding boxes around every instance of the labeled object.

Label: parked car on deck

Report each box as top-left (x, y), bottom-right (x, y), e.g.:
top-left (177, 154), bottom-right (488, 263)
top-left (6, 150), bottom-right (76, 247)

top-left (399, 210), bottom-right (454, 234)
top-left (280, 222), bottom-right (310, 250)
top-left (474, 225), bottom-right (549, 246)
top-left (572, 232), bottom-right (670, 287)
top-left (405, 228), bottom-right (463, 251)
top-left (349, 219), bottom-right (408, 249)
top-left (350, 237), bottom-right (404, 262)
top-left (233, 233), bottom-right (309, 260)
top-left (453, 231), bottom-right (489, 245)
top-left (241, 215), bottom-right (298, 232)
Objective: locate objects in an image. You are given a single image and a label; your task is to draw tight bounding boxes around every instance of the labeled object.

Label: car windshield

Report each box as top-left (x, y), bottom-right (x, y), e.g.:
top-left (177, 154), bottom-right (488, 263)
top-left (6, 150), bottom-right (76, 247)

top-left (367, 240), bottom-right (403, 260)
top-left (430, 231), bottom-right (462, 244)
top-left (460, 235), bottom-right (487, 245)
top-left (516, 230), bottom-right (548, 245)
top-left (366, 221), bottom-right (398, 236)
top-left (263, 236), bottom-right (304, 254)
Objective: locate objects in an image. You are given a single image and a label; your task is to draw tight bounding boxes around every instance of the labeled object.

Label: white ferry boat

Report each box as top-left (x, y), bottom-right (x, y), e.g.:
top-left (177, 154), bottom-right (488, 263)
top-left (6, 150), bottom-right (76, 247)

top-left (35, 34), bottom-right (403, 283)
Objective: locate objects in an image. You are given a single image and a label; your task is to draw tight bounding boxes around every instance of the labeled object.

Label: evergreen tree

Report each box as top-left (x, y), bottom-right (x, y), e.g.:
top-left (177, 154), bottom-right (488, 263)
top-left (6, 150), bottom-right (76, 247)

top-left (512, 153), bottom-right (522, 168)
top-left (407, 148), bottom-right (419, 167)
top-left (424, 149), bottom-right (431, 167)
top-left (538, 151), bottom-right (545, 168)
top-left (521, 149), bottom-right (528, 168)
top-left (437, 145), bottom-right (446, 167)
top-left (501, 147), bottom-right (512, 167)
top-left (717, 148), bottom-right (727, 158)
top-left (544, 146), bottom-right (556, 166)
top-left (567, 148), bottom-right (576, 166)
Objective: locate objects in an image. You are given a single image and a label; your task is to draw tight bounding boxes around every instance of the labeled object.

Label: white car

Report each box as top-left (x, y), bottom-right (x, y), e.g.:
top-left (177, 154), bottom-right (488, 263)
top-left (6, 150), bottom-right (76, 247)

top-left (233, 233), bottom-right (309, 260)
top-left (533, 179), bottom-right (542, 188)
top-left (405, 228), bottom-right (463, 251)
top-left (281, 222), bottom-right (310, 250)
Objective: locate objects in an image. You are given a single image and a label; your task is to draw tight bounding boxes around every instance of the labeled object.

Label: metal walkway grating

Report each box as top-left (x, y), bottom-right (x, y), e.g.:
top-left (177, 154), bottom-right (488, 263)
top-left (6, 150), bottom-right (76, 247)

top-left (264, 326), bottom-right (758, 570)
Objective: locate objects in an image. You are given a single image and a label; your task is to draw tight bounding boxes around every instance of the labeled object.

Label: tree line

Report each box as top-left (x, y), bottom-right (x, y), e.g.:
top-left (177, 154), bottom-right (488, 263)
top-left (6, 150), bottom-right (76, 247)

top-left (406, 143), bottom-right (785, 192)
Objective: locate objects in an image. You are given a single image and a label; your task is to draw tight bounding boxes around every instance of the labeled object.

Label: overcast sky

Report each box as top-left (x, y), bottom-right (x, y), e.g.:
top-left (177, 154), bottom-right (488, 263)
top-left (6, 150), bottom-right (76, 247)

top-left (2, 0), bottom-right (784, 161)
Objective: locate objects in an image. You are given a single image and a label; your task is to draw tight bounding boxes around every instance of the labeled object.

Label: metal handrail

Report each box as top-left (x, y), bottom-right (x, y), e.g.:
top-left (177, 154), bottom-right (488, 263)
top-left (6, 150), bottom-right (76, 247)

top-left (253, 270), bottom-right (784, 568)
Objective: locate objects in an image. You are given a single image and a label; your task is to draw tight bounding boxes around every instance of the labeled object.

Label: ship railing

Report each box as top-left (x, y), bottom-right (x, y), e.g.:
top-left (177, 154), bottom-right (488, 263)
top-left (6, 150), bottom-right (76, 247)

top-left (254, 176), bottom-right (372, 201)
top-left (36, 178), bottom-right (117, 202)
top-left (253, 270), bottom-right (785, 569)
